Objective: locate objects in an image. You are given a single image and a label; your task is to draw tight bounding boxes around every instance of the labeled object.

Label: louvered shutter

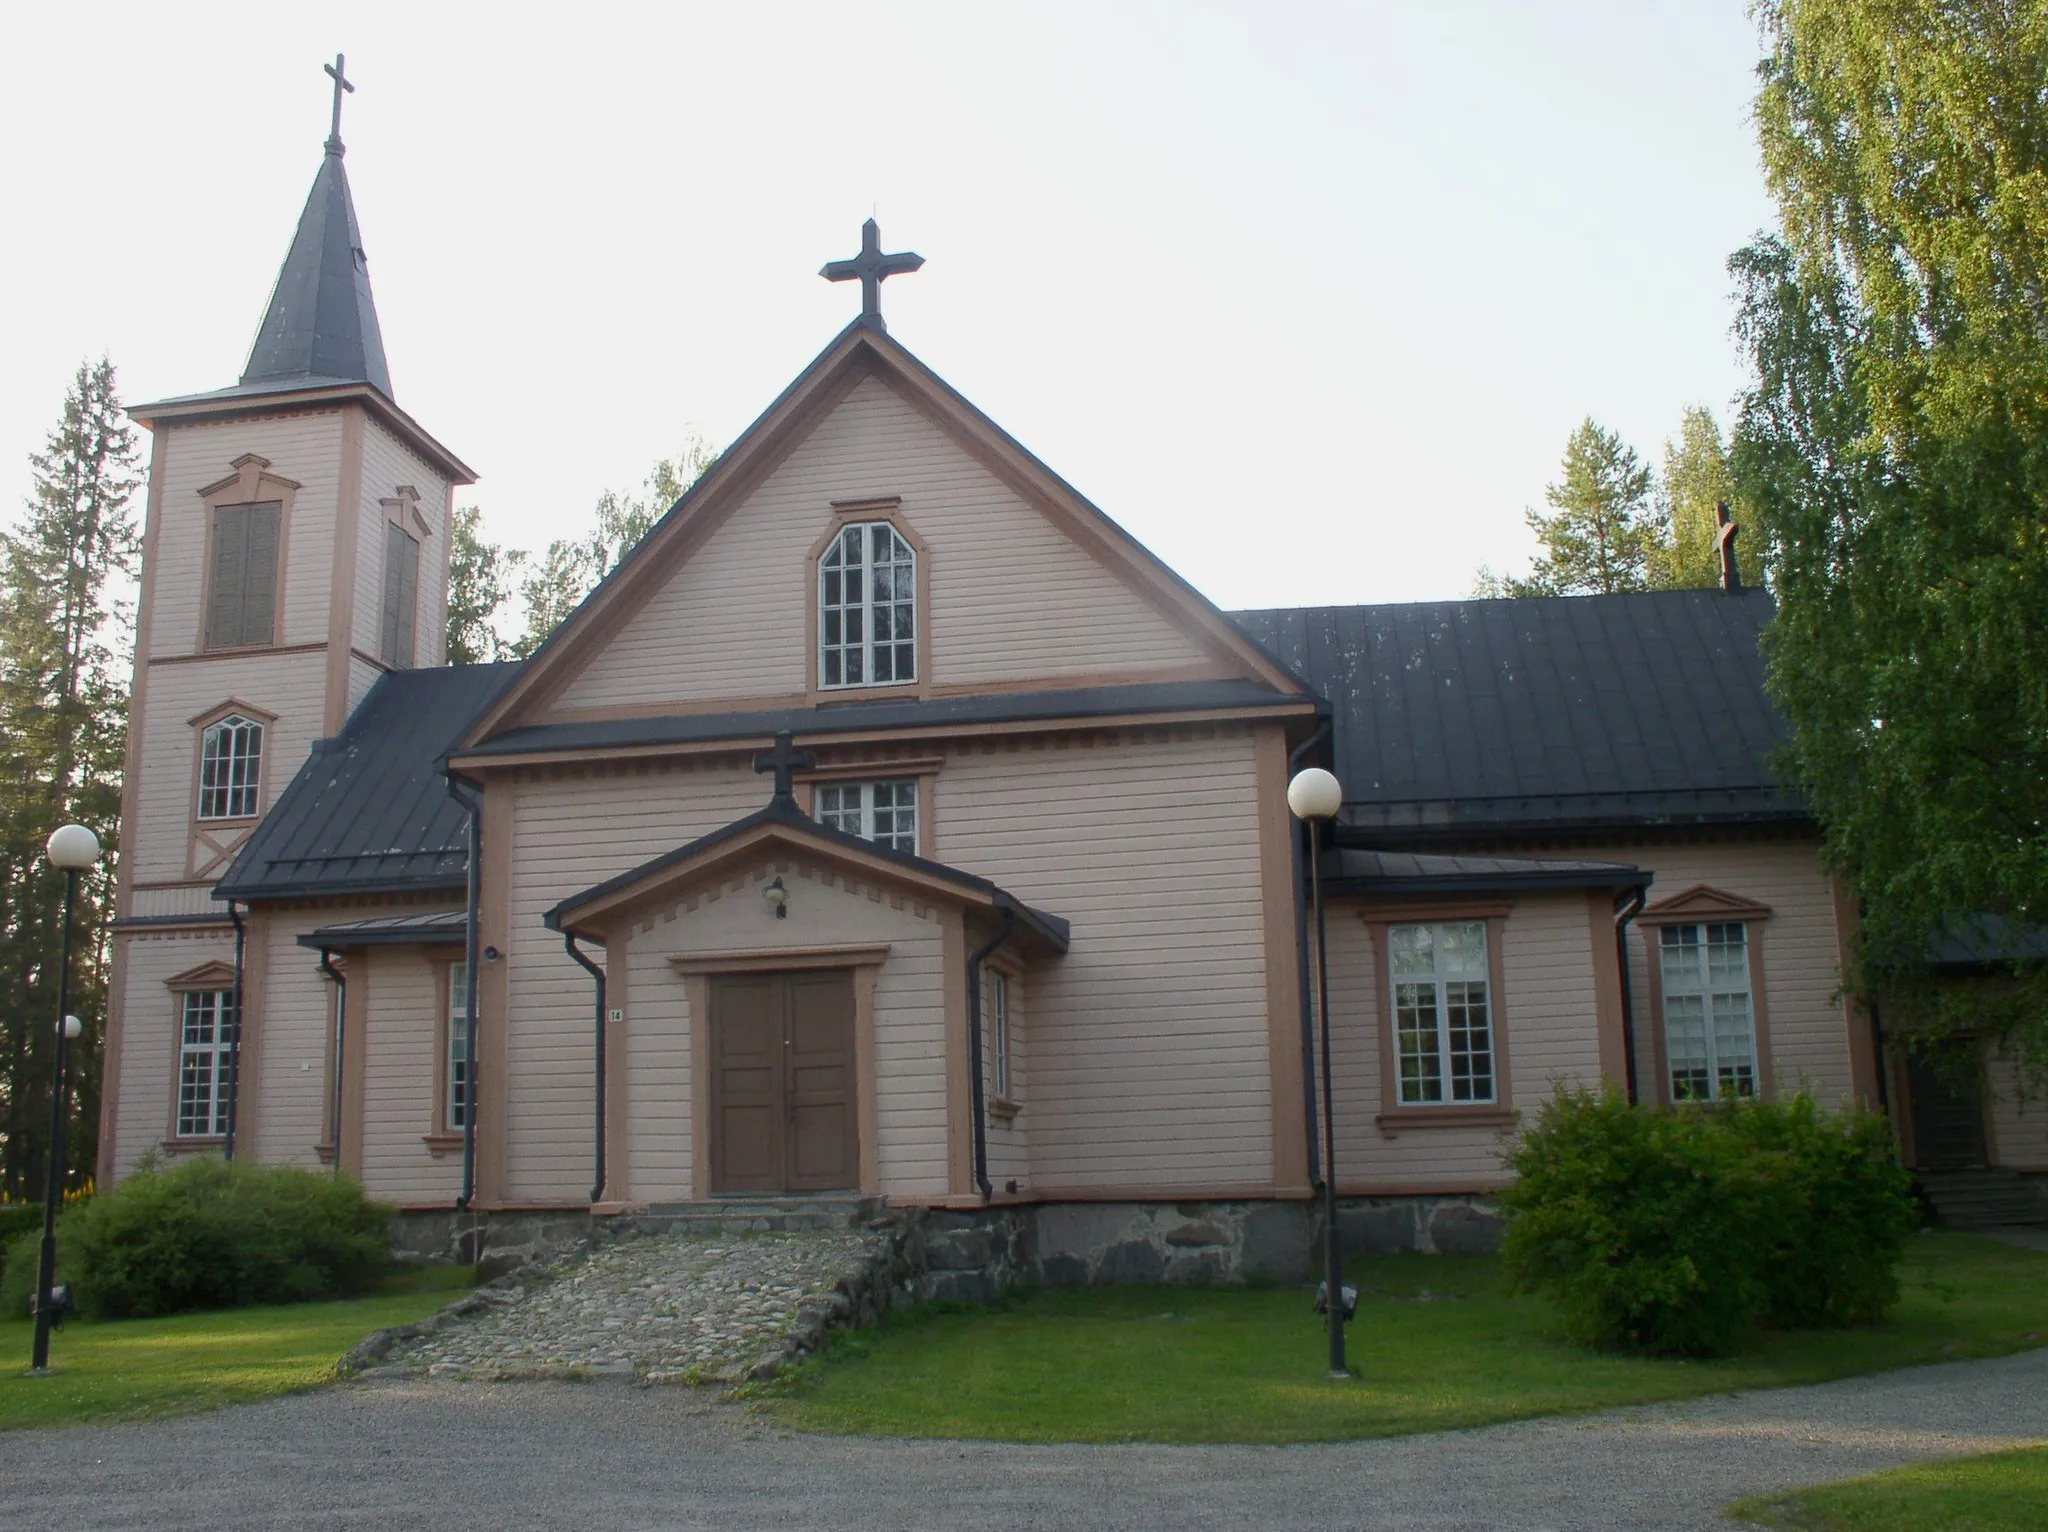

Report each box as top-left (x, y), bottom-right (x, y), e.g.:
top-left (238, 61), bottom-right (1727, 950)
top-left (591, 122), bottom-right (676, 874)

top-left (240, 504), bottom-right (279, 646)
top-left (394, 526), bottom-right (419, 667)
top-left (381, 521), bottom-right (420, 667)
top-left (205, 506), bottom-right (249, 649)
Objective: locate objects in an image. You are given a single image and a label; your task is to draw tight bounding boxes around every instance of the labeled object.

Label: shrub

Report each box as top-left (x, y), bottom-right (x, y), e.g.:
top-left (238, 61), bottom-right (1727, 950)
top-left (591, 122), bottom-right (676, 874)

top-left (1727, 1093), bottom-right (1918, 1328)
top-left (3, 1156), bottom-right (393, 1320)
top-left (1498, 1087), bottom-right (1789, 1355)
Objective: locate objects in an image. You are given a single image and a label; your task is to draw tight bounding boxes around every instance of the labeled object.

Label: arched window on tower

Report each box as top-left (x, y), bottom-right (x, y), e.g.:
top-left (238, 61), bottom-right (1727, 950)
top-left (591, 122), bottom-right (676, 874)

top-left (198, 714), bottom-right (264, 820)
top-left (819, 521), bottom-right (917, 688)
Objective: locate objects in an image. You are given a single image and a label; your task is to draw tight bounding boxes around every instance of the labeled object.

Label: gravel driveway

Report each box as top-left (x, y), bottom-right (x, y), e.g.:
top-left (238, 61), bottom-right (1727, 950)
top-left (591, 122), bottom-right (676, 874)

top-left (2, 1346), bottom-right (2044, 1531)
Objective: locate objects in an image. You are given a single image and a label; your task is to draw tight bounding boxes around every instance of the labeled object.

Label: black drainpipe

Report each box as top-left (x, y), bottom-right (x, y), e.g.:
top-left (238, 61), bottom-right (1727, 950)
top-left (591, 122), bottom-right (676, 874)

top-left (447, 777), bottom-right (485, 1210)
top-left (1613, 886), bottom-right (1646, 1104)
top-left (317, 948), bottom-right (346, 1172)
top-left (1288, 720), bottom-right (1332, 1188)
top-left (564, 933), bottom-right (607, 1205)
top-left (1869, 991), bottom-right (1891, 1115)
top-left (224, 902), bottom-right (246, 1160)
top-left (965, 908), bottom-right (1015, 1203)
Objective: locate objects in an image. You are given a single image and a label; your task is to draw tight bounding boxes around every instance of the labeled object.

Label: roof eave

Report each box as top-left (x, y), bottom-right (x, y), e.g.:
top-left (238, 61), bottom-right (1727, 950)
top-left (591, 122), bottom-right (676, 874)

top-left (129, 380), bottom-right (476, 485)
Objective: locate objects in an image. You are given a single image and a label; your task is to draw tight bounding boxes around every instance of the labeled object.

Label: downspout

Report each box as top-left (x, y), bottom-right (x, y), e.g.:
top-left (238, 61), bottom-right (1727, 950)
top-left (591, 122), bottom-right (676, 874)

top-left (317, 948), bottom-right (346, 1173)
top-left (447, 777), bottom-right (485, 1210)
top-left (564, 933), bottom-right (607, 1205)
top-left (224, 902), bottom-right (246, 1160)
top-left (1288, 720), bottom-right (1332, 1188)
top-left (1613, 886), bottom-right (1646, 1105)
top-left (965, 908), bottom-right (1015, 1203)
top-left (1869, 992), bottom-right (1891, 1115)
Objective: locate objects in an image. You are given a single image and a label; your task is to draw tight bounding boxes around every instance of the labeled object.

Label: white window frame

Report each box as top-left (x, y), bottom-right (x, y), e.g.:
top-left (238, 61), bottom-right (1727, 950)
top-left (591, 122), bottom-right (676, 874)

top-left (1388, 921), bottom-right (1497, 1106)
top-left (814, 779), bottom-right (918, 853)
top-left (197, 714), bottom-right (264, 820)
top-left (818, 520), bottom-right (916, 689)
top-left (1659, 921), bottom-right (1758, 1102)
top-left (987, 969), bottom-right (1011, 1101)
top-left (177, 988), bottom-right (235, 1138)
top-left (446, 961), bottom-right (471, 1131)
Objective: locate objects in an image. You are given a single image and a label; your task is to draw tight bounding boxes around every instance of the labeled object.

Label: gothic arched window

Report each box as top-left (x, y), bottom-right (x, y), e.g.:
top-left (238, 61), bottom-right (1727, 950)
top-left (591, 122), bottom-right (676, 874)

top-left (819, 521), bottom-right (916, 688)
top-left (198, 714), bottom-right (264, 820)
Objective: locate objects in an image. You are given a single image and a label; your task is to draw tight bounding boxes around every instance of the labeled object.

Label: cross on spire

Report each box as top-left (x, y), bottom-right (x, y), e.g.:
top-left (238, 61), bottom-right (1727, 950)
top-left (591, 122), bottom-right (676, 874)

top-left (820, 218), bottom-right (924, 332)
top-left (324, 53), bottom-right (355, 156)
top-left (753, 732), bottom-right (817, 804)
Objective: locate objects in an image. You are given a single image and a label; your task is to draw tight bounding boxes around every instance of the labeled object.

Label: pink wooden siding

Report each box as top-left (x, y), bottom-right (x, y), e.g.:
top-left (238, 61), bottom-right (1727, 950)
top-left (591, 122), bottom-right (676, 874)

top-left (354, 419), bottom-right (450, 669)
top-left (254, 913), bottom-right (335, 1169)
top-left (618, 863), bottom-right (949, 1202)
top-left (357, 946), bottom-right (463, 1204)
top-left (1578, 837), bottom-right (1856, 1106)
top-left (983, 966), bottom-right (1028, 1191)
top-left (499, 759), bottom-right (773, 1202)
top-left (1324, 893), bottom-right (1604, 1191)
top-left (107, 928), bottom-right (234, 1180)
top-left (551, 373), bottom-right (1222, 714)
top-left (935, 726), bottom-right (1275, 1192)
top-left (1987, 1047), bottom-right (2048, 1172)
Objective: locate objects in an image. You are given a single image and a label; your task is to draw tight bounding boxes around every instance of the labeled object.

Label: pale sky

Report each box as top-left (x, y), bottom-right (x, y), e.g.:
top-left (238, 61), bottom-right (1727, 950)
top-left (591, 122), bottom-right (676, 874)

top-left (1, 1), bottom-right (1776, 613)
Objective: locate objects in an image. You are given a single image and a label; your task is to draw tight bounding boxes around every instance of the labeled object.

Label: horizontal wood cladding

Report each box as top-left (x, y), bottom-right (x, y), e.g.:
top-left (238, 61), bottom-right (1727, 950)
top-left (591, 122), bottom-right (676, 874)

top-left (357, 946), bottom-right (463, 1204)
top-left (1985, 1046), bottom-right (2048, 1171)
top-left (934, 726), bottom-right (1275, 1192)
top-left (1323, 891), bottom-right (1604, 1189)
top-left (149, 413), bottom-right (345, 656)
top-left (127, 649), bottom-right (328, 888)
top-left (550, 373), bottom-right (1223, 715)
top-left (254, 910), bottom-right (332, 1169)
top-left (108, 928), bottom-right (236, 1181)
top-left (354, 419), bottom-right (449, 668)
top-left (1576, 837), bottom-right (1854, 1106)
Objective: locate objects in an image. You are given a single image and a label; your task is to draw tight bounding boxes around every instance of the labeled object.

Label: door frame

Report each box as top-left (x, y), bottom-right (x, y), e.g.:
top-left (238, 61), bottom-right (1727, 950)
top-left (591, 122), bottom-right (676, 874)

top-left (674, 944), bottom-right (888, 1200)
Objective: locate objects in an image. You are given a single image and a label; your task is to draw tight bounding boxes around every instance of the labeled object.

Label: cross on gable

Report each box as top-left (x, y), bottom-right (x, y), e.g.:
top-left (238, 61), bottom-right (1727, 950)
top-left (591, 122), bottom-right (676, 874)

top-left (753, 732), bottom-right (817, 803)
top-left (324, 53), bottom-right (356, 154)
top-left (1715, 501), bottom-right (1743, 593)
top-left (820, 218), bottom-right (924, 332)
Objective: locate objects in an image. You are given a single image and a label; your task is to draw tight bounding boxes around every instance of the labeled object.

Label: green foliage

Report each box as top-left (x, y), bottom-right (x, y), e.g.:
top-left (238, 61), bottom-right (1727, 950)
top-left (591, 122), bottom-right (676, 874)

top-left (1476, 418), bottom-right (1665, 597)
top-left (509, 434), bottom-right (718, 659)
top-left (0, 357), bottom-right (141, 1199)
top-left (3, 1155), bottom-right (392, 1320)
top-left (445, 505), bottom-right (523, 664)
top-left (1498, 1088), bottom-right (1915, 1356)
top-left (1651, 406), bottom-right (1764, 591)
top-left (1733, 1), bottom-right (2048, 1066)
top-left (1730, 1443), bottom-right (2048, 1532)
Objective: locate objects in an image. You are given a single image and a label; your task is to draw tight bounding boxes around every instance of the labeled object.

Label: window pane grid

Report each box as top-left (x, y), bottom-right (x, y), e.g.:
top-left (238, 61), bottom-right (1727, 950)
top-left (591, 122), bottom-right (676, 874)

top-left (815, 780), bottom-right (917, 853)
top-left (1389, 922), bottom-right (1495, 1107)
top-left (447, 963), bottom-right (471, 1130)
top-left (987, 971), bottom-right (1010, 1100)
top-left (819, 521), bottom-right (915, 689)
top-left (1660, 922), bottom-right (1758, 1102)
top-left (198, 715), bottom-right (263, 819)
top-left (177, 989), bottom-right (235, 1137)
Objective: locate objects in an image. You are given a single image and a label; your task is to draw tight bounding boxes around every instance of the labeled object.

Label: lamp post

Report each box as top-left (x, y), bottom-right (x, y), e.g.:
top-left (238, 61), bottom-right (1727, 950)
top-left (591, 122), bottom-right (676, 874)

top-left (31, 823), bottom-right (100, 1375)
top-left (1287, 767), bottom-right (1349, 1380)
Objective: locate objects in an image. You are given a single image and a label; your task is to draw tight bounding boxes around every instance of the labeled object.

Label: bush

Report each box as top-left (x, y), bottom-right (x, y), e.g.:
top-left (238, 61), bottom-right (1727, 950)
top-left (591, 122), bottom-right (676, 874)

top-left (1498, 1087), bottom-right (1915, 1356)
top-left (3, 1156), bottom-right (393, 1320)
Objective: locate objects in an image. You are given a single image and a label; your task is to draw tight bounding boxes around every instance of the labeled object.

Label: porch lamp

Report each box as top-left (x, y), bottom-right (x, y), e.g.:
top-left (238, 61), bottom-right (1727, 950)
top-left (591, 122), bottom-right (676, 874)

top-left (1287, 767), bottom-right (1352, 1381)
top-left (31, 823), bottom-right (100, 1375)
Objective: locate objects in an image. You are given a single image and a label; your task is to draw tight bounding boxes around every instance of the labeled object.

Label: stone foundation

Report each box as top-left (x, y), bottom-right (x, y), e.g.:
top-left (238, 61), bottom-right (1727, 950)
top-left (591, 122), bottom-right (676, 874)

top-left (389, 1208), bottom-right (618, 1278)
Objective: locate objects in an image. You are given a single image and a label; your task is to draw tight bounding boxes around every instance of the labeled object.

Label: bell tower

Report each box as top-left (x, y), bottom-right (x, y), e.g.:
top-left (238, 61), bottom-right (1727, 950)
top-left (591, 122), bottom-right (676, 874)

top-left (100, 58), bottom-right (474, 1178)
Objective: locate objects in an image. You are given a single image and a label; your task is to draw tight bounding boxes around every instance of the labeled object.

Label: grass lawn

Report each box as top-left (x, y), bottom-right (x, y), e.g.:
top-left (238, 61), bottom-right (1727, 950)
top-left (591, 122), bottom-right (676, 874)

top-left (1728, 1443), bottom-right (2048, 1529)
top-left (0, 1265), bottom-right (472, 1431)
top-left (765, 1233), bottom-right (2048, 1444)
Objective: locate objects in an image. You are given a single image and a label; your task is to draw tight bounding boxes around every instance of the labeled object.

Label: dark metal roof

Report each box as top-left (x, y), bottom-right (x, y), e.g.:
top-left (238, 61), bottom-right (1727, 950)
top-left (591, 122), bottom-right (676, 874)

top-left (240, 145), bottom-right (393, 398)
top-left (298, 909), bottom-right (468, 948)
top-left (455, 678), bottom-right (1309, 762)
top-left (1930, 915), bottom-right (2048, 971)
top-left (547, 794), bottom-right (1071, 952)
top-left (1233, 588), bottom-right (1800, 837)
top-left (216, 663), bottom-right (524, 902)
top-left (1324, 849), bottom-right (1650, 897)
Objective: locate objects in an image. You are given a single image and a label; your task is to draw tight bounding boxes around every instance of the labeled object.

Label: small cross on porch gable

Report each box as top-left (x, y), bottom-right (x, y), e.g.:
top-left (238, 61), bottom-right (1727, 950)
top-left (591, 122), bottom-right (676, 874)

top-left (753, 732), bottom-right (817, 804)
top-left (820, 218), bottom-right (924, 332)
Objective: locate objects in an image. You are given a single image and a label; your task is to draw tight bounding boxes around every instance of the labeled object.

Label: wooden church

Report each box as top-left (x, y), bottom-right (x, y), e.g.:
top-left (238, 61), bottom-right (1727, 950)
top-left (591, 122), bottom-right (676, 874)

top-left (99, 72), bottom-right (2043, 1276)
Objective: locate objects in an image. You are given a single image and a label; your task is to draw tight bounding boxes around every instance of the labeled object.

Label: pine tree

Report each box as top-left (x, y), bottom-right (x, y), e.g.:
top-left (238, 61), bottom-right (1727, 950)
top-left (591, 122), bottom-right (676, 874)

top-left (1475, 419), bottom-right (1664, 597)
top-left (1650, 407), bottom-right (1766, 591)
top-left (0, 359), bottom-right (141, 1197)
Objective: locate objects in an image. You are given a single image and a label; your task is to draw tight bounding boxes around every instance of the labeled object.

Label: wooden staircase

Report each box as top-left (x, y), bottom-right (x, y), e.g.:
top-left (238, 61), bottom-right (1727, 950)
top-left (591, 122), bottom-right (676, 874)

top-left (1917, 1168), bottom-right (2048, 1229)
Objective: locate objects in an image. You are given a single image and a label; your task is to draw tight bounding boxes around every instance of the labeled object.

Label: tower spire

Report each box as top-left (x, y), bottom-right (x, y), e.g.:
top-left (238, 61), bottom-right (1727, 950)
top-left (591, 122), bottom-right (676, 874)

top-left (240, 54), bottom-right (392, 398)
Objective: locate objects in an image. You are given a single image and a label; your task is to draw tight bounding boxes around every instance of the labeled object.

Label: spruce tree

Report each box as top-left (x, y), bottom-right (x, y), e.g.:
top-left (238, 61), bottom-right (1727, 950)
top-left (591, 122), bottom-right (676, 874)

top-left (0, 358), bottom-right (141, 1197)
top-left (1476, 419), bottom-right (1665, 597)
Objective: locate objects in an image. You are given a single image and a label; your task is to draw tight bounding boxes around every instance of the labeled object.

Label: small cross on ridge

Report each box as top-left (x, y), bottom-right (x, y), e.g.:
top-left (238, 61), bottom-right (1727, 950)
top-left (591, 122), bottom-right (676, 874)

top-left (821, 218), bottom-right (924, 332)
top-left (753, 732), bottom-right (817, 803)
top-left (324, 53), bottom-right (355, 155)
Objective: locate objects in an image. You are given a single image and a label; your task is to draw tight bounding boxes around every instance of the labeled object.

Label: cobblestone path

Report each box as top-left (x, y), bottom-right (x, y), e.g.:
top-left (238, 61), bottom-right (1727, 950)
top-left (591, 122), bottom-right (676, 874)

top-left (377, 1226), bottom-right (891, 1384)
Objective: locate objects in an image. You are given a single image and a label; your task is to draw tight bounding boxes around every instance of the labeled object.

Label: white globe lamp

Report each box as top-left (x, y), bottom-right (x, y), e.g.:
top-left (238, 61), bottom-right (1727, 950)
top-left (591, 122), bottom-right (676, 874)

top-left (45, 824), bottom-right (101, 870)
top-left (1286, 767), bottom-right (1342, 822)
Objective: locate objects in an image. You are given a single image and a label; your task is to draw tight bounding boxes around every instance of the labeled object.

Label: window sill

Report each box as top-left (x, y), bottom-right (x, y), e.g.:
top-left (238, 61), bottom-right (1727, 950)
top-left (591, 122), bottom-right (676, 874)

top-left (988, 1096), bottom-right (1021, 1124)
top-left (423, 1132), bottom-right (464, 1156)
top-left (315, 1141), bottom-right (338, 1164)
top-left (1374, 1106), bottom-right (1517, 1137)
top-left (160, 1136), bottom-right (225, 1152)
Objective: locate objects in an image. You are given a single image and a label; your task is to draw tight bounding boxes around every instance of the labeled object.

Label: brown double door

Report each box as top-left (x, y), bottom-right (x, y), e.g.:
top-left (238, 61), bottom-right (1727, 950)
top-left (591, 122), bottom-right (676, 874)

top-left (709, 970), bottom-right (858, 1195)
